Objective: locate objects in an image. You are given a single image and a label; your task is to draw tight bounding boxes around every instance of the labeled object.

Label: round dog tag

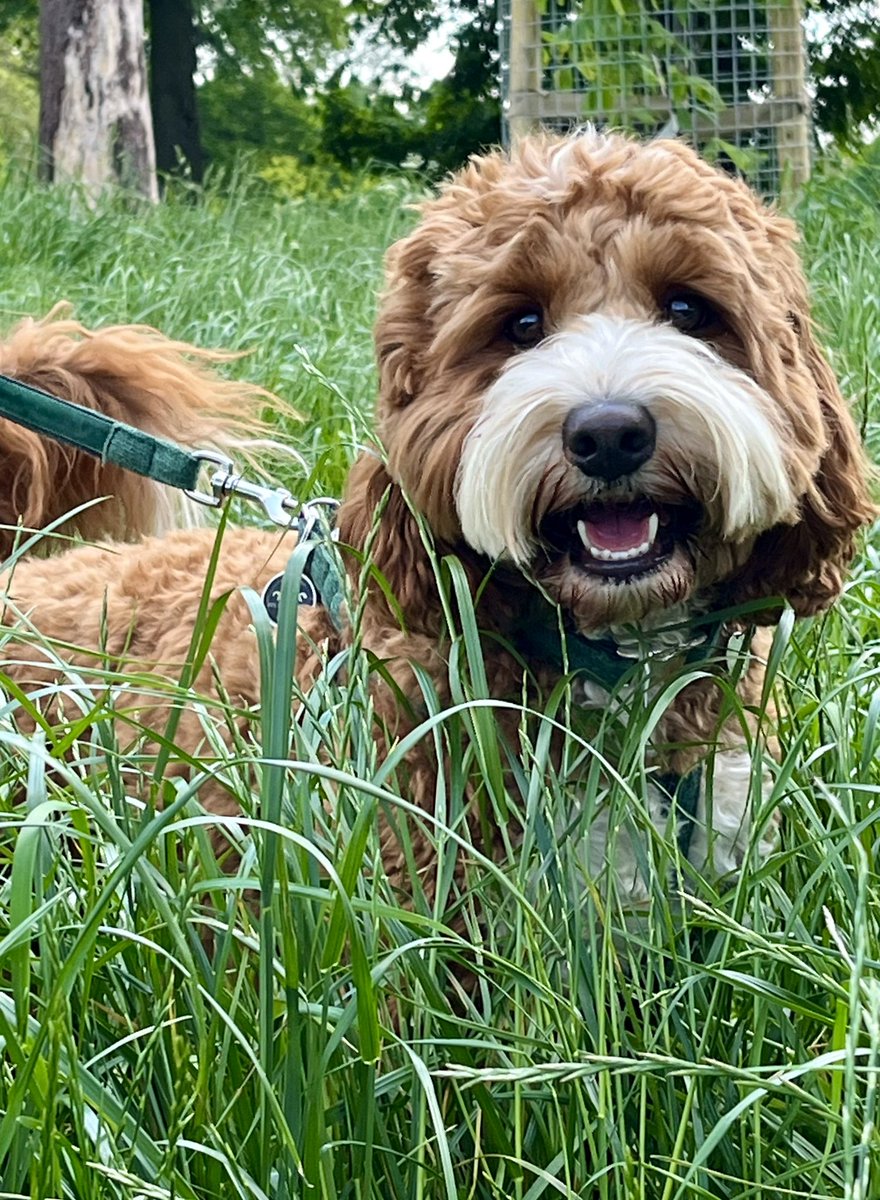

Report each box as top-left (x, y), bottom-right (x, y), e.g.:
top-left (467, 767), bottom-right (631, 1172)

top-left (261, 572), bottom-right (318, 624)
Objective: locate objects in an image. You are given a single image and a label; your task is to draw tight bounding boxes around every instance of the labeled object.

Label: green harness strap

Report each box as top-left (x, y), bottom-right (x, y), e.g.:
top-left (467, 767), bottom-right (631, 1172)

top-left (655, 768), bottom-right (702, 856)
top-left (511, 611), bottom-right (723, 856)
top-left (511, 612), bottom-right (725, 692)
top-left (307, 537), bottom-right (347, 631)
top-left (0, 371), bottom-right (206, 491)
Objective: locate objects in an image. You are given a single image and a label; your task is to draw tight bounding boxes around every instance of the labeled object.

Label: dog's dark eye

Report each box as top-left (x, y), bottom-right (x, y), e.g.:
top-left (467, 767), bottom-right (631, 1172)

top-left (662, 291), bottom-right (724, 337)
top-left (504, 308), bottom-right (545, 348)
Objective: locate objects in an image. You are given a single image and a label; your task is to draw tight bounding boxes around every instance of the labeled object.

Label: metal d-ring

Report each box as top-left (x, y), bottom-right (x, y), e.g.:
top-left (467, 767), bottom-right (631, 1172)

top-left (182, 450), bottom-right (235, 507)
top-left (299, 497), bottom-right (340, 541)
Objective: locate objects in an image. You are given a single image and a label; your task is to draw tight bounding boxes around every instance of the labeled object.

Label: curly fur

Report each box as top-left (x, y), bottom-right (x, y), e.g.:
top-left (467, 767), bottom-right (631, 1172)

top-left (0, 133), bottom-right (874, 904)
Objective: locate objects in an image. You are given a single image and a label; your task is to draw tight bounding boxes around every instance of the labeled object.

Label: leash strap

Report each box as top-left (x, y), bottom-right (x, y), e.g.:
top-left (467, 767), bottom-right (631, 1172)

top-left (0, 370), bottom-right (348, 628)
top-left (0, 371), bottom-right (206, 491)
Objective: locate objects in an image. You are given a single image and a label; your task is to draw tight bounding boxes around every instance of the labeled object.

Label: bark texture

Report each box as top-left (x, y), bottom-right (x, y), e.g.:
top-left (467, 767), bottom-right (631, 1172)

top-left (39, 0), bottom-right (158, 201)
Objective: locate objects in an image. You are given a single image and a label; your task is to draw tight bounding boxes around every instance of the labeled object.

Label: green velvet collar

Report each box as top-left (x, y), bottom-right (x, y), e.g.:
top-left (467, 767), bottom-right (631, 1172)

top-left (510, 609), bottom-right (726, 691)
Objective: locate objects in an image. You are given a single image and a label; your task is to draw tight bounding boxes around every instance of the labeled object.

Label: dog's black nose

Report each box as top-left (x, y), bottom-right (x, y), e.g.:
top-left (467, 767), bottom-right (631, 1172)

top-left (562, 402), bottom-right (656, 480)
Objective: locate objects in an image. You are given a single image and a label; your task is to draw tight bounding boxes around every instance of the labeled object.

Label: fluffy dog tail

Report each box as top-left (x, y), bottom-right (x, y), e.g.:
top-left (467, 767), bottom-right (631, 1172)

top-left (0, 307), bottom-right (286, 558)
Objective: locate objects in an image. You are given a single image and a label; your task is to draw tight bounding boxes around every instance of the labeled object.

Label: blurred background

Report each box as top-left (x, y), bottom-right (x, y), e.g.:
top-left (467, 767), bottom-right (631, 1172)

top-left (2, 0), bottom-right (879, 203)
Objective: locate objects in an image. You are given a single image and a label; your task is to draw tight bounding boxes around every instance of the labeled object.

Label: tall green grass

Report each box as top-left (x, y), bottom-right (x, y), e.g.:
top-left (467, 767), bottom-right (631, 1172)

top-left (0, 158), bottom-right (878, 1199)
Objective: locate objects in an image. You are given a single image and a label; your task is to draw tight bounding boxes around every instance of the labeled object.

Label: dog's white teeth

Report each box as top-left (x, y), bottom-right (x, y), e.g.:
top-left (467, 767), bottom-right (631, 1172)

top-left (577, 512), bottom-right (660, 562)
top-left (586, 541), bottom-right (653, 562)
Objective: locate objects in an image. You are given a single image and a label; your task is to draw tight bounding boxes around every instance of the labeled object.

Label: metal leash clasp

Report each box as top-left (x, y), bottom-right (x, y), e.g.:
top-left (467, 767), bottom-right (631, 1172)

top-left (185, 451), bottom-right (339, 531)
top-left (185, 451), bottom-right (298, 527)
top-left (210, 470), bottom-right (299, 526)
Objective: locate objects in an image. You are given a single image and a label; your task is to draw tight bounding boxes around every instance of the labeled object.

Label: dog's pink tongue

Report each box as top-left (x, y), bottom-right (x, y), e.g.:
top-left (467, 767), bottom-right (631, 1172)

top-left (584, 510), bottom-right (651, 552)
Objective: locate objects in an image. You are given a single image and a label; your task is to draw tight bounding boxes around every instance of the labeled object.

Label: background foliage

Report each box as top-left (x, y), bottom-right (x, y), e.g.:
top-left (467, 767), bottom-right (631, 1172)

top-left (2, 0), bottom-right (877, 189)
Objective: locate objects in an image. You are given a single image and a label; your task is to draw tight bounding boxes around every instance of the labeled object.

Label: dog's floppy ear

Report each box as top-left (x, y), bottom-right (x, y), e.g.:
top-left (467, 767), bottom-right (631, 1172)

top-left (374, 226), bottom-right (438, 410)
top-left (336, 452), bottom-right (442, 628)
top-left (729, 322), bottom-right (875, 617)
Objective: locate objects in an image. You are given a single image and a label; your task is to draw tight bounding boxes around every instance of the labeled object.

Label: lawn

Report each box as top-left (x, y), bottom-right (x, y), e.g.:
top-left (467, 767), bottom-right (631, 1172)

top-left (0, 155), bottom-right (879, 1199)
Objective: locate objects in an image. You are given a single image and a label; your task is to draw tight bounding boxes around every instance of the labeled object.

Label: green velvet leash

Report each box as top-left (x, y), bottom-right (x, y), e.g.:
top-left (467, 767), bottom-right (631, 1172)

top-left (0, 370), bottom-right (350, 630)
top-left (0, 371), bottom-right (206, 491)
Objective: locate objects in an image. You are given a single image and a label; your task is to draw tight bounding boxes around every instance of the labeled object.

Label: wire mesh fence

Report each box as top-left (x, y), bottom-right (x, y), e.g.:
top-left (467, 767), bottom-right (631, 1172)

top-left (499, 0), bottom-right (811, 195)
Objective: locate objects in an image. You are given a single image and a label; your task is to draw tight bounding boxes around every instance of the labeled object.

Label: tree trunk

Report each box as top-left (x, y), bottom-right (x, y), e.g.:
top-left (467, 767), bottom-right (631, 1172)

top-left (39, 0), bottom-right (158, 201)
top-left (147, 0), bottom-right (203, 183)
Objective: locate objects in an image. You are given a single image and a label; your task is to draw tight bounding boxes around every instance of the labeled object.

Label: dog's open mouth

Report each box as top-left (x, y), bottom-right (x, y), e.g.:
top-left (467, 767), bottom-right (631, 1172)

top-left (540, 500), bottom-right (701, 579)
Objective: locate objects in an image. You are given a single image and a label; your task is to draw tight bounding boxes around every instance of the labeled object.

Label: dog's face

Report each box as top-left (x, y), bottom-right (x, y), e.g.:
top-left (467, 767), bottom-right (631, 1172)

top-left (371, 132), bottom-right (873, 631)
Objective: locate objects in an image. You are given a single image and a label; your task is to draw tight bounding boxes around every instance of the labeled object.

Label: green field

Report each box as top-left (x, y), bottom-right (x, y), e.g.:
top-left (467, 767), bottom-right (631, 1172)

top-left (0, 158), bottom-right (879, 1199)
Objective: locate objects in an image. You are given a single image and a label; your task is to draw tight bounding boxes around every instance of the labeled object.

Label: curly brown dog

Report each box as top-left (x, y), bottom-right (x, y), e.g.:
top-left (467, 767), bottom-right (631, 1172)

top-left (0, 132), bottom-right (874, 902)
